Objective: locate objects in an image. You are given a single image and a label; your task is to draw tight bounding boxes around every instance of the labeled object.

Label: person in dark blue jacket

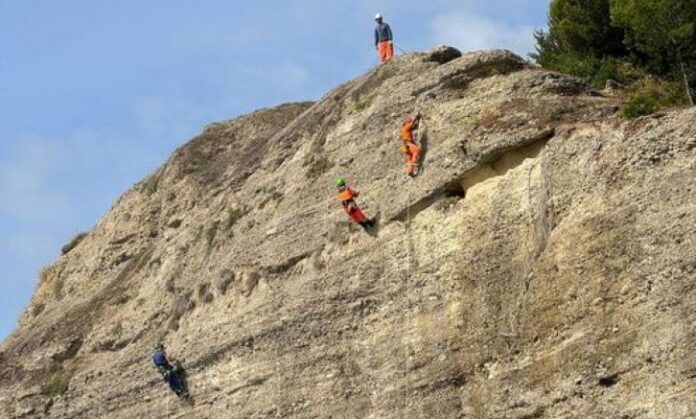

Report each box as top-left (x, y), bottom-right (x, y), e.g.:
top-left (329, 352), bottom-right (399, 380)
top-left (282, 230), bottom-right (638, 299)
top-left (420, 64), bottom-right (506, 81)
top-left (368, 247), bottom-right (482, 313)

top-left (152, 343), bottom-right (187, 398)
top-left (374, 13), bottom-right (394, 64)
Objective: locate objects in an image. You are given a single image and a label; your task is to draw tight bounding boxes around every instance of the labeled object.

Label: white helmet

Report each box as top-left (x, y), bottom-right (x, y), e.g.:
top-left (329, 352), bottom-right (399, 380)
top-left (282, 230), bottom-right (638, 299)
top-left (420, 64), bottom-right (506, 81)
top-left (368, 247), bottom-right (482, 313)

top-left (375, 13), bottom-right (383, 20)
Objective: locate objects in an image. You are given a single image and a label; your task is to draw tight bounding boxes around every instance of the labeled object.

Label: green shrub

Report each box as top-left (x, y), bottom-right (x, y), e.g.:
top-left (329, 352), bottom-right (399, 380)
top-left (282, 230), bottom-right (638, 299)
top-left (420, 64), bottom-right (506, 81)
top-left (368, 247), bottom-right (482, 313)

top-left (623, 77), bottom-right (683, 118)
top-left (39, 266), bottom-right (51, 283)
top-left (615, 61), bottom-right (649, 85)
top-left (589, 59), bottom-right (620, 89)
top-left (43, 375), bottom-right (69, 396)
top-left (378, 65), bottom-right (397, 79)
top-left (138, 175), bottom-right (159, 196)
top-left (182, 146), bottom-right (210, 175)
top-left (306, 157), bottom-right (334, 179)
top-left (111, 293), bottom-right (131, 305)
top-left (540, 55), bottom-right (626, 90)
top-left (268, 189), bottom-right (284, 202)
top-left (353, 98), bottom-right (369, 112)
top-left (533, 0), bottom-right (695, 113)
top-left (623, 94), bottom-right (658, 118)
top-left (61, 232), bottom-right (87, 255)
top-left (32, 302), bottom-right (46, 316)
top-left (224, 208), bottom-right (247, 231)
top-left (111, 322), bottom-right (123, 338)
top-left (41, 365), bottom-right (70, 396)
top-left (352, 92), bottom-right (376, 112)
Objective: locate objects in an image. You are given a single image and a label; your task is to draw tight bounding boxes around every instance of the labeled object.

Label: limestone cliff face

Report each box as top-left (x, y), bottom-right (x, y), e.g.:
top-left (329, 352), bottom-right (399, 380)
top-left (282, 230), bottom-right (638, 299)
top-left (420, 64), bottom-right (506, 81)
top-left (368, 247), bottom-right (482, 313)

top-left (1, 48), bottom-right (694, 419)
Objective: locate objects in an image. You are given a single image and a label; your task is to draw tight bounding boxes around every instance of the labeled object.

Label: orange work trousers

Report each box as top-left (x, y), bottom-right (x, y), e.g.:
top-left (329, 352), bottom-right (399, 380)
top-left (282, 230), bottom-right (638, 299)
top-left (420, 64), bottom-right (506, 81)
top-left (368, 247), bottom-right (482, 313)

top-left (344, 205), bottom-right (368, 224)
top-left (378, 41), bottom-right (394, 63)
top-left (404, 142), bottom-right (421, 174)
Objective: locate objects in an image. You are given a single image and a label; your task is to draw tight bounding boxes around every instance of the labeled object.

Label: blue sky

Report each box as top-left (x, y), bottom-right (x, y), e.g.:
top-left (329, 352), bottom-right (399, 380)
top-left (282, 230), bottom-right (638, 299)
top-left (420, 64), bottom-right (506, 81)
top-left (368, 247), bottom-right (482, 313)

top-left (0, 0), bottom-right (549, 340)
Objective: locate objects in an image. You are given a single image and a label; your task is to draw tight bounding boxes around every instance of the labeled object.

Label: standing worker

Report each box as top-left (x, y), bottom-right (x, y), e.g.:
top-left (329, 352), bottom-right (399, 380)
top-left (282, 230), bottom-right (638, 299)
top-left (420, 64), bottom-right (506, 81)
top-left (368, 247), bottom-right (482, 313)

top-left (401, 113), bottom-right (422, 177)
top-left (374, 13), bottom-right (394, 64)
top-left (336, 178), bottom-right (375, 229)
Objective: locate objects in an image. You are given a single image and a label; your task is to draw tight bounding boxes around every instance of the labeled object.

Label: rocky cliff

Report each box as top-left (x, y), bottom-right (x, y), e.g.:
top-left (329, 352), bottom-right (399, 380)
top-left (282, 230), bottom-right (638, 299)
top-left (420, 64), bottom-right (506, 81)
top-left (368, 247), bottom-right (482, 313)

top-left (1, 47), bottom-right (694, 419)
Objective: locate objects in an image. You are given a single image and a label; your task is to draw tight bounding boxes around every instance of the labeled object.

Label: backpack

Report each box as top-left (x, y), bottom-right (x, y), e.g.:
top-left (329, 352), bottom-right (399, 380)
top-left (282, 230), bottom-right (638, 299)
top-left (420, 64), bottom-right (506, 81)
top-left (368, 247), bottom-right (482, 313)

top-left (152, 350), bottom-right (168, 367)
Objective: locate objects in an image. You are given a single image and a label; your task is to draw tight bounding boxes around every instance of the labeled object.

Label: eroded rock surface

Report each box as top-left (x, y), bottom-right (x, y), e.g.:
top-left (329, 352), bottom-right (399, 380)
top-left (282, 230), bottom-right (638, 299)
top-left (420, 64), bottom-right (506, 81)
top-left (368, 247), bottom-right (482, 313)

top-left (1, 48), bottom-right (694, 418)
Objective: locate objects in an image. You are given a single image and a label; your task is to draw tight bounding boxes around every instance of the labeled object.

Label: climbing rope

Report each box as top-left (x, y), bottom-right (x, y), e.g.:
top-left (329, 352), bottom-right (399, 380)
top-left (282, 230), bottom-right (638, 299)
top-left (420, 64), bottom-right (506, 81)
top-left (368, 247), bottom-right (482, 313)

top-left (261, 61), bottom-right (433, 235)
top-left (394, 43), bottom-right (413, 55)
top-left (321, 217), bottom-right (389, 408)
top-left (402, 96), bottom-right (428, 282)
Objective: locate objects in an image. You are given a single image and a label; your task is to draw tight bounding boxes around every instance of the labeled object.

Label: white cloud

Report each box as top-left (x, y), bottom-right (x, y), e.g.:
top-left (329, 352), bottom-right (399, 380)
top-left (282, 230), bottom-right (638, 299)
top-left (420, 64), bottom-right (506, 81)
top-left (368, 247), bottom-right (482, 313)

top-left (431, 12), bottom-right (537, 57)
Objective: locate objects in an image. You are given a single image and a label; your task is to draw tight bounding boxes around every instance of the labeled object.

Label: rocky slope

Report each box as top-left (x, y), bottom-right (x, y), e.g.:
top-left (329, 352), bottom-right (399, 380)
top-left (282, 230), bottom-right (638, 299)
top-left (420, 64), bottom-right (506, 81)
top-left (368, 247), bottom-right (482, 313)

top-left (1, 47), bottom-right (694, 419)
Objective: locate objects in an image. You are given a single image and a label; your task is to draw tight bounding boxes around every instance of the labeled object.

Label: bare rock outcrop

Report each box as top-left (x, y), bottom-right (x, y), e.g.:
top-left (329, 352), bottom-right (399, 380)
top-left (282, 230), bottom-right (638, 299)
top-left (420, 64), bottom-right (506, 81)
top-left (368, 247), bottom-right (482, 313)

top-left (1, 48), bottom-right (694, 418)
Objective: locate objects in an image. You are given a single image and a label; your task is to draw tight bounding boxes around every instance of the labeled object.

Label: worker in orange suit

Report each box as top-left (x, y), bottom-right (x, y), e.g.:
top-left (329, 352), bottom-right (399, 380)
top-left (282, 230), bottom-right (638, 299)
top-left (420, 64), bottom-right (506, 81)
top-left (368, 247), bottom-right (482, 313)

top-left (401, 113), bottom-right (422, 177)
top-left (374, 13), bottom-right (394, 64)
top-left (336, 178), bottom-right (374, 229)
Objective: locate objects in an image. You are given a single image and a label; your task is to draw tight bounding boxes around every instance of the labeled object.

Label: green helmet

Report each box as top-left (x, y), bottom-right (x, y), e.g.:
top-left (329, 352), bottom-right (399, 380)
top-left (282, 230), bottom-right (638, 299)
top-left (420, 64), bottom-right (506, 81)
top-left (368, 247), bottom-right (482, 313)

top-left (335, 177), bottom-right (346, 187)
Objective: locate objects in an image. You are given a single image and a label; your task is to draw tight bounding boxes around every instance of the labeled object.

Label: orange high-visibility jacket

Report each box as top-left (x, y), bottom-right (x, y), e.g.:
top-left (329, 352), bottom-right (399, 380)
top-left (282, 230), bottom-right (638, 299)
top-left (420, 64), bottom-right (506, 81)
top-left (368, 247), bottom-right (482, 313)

top-left (401, 117), bottom-right (418, 141)
top-left (338, 187), bottom-right (358, 204)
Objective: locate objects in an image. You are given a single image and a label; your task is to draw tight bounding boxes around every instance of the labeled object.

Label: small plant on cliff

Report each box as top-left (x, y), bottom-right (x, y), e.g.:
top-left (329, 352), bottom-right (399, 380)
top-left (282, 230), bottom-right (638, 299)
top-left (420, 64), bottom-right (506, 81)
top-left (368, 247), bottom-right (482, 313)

top-left (41, 364), bottom-right (70, 396)
top-left (61, 232), bottom-right (87, 255)
top-left (269, 189), bottom-right (283, 202)
top-left (111, 322), bottom-right (123, 338)
top-left (352, 93), bottom-right (376, 112)
top-left (32, 302), bottom-right (46, 316)
top-left (224, 208), bottom-right (247, 231)
top-left (623, 94), bottom-right (658, 118)
top-left (138, 175), bottom-right (160, 196)
top-left (181, 145), bottom-right (210, 175)
top-left (111, 293), bottom-right (131, 306)
top-left (306, 157), bottom-right (334, 179)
